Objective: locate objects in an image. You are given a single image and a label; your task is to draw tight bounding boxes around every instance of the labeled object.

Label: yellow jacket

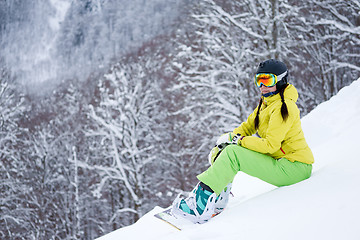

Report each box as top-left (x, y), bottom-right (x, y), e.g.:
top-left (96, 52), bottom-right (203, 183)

top-left (233, 84), bottom-right (314, 164)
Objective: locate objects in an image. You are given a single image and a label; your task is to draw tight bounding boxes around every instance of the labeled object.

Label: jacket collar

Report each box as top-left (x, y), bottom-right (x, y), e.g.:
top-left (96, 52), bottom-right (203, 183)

top-left (262, 84), bottom-right (298, 104)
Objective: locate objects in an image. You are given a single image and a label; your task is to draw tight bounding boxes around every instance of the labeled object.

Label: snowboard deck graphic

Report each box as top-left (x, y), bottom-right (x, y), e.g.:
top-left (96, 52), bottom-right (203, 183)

top-left (154, 208), bottom-right (193, 231)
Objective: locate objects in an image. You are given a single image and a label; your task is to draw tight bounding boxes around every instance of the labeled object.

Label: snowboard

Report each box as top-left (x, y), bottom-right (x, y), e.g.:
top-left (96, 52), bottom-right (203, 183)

top-left (154, 208), bottom-right (193, 231)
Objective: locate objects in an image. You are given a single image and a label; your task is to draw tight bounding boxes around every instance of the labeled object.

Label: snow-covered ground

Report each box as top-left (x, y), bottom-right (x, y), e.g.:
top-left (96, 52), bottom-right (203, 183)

top-left (97, 78), bottom-right (360, 240)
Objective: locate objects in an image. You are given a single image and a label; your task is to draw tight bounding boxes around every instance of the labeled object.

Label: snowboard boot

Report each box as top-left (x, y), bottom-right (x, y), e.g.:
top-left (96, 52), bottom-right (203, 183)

top-left (172, 182), bottom-right (217, 224)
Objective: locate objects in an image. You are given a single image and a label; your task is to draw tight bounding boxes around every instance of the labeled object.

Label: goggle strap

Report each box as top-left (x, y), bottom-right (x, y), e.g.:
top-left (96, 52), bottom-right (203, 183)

top-left (277, 71), bottom-right (287, 81)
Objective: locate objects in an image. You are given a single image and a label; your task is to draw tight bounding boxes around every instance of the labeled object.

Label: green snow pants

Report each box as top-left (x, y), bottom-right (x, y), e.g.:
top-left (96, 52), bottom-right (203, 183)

top-left (197, 145), bottom-right (312, 195)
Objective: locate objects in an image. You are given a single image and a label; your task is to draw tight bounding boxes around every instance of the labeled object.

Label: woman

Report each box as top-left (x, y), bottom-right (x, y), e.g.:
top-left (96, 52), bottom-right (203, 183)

top-left (172, 59), bottom-right (314, 223)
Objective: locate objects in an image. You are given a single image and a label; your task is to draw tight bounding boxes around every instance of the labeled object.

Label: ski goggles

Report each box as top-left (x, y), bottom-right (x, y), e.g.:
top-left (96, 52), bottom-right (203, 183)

top-left (254, 71), bottom-right (287, 88)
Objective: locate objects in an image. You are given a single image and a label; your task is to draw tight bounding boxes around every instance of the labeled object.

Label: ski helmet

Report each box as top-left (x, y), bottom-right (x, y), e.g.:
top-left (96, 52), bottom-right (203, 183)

top-left (256, 59), bottom-right (288, 89)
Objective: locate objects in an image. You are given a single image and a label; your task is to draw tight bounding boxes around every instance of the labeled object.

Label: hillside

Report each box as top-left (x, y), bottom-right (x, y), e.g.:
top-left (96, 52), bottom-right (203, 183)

top-left (97, 78), bottom-right (360, 240)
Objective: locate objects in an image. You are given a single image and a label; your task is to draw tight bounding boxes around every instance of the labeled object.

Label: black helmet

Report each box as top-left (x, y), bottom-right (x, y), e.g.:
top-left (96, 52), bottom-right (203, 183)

top-left (256, 59), bottom-right (288, 89)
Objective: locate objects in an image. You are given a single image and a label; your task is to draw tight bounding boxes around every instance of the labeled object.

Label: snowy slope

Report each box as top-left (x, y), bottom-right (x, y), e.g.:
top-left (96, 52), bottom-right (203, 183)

top-left (97, 78), bottom-right (360, 240)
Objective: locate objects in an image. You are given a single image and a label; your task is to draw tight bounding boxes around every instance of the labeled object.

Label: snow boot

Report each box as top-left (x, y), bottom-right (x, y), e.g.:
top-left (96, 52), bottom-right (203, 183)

top-left (172, 182), bottom-right (217, 224)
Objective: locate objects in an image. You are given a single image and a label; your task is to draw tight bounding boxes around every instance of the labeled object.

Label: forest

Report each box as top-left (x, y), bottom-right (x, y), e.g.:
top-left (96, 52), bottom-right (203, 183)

top-left (1, 0), bottom-right (359, 239)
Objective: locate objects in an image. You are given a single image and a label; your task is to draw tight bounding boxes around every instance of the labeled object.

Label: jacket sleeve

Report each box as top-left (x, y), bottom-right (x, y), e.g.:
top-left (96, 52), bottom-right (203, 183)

top-left (241, 102), bottom-right (296, 154)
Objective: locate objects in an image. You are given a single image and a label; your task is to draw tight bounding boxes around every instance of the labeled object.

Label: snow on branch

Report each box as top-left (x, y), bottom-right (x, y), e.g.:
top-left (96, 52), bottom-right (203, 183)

top-left (317, 19), bottom-right (360, 35)
top-left (330, 61), bottom-right (360, 72)
top-left (109, 208), bottom-right (138, 223)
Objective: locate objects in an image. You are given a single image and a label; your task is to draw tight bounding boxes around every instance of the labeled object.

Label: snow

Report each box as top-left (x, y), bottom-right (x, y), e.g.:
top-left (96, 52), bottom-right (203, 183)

top-left (96, 78), bottom-right (360, 240)
top-left (48, 0), bottom-right (71, 31)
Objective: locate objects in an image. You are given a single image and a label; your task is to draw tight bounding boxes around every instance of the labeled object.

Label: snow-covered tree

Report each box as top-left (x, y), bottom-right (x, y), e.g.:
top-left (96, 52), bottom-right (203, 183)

top-left (0, 69), bottom-right (26, 239)
top-left (292, 0), bottom-right (360, 113)
top-left (83, 62), bottom-right (160, 227)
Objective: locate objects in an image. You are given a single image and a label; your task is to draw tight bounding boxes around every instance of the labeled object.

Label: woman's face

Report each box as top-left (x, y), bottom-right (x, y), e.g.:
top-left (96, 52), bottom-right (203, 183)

top-left (259, 85), bottom-right (277, 95)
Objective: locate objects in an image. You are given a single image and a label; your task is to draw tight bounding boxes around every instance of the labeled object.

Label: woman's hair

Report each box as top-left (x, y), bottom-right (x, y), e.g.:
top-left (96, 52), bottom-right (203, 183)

top-left (254, 84), bottom-right (289, 130)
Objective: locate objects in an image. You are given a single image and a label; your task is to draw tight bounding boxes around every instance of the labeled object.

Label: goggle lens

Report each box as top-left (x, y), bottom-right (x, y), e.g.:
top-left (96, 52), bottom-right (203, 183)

top-left (254, 73), bottom-right (277, 87)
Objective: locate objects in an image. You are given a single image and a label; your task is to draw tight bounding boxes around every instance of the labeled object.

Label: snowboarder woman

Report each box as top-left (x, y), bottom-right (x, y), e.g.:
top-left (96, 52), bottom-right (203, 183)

top-left (172, 59), bottom-right (314, 223)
